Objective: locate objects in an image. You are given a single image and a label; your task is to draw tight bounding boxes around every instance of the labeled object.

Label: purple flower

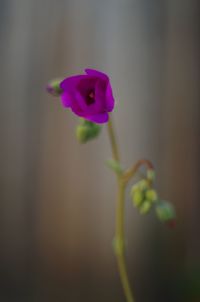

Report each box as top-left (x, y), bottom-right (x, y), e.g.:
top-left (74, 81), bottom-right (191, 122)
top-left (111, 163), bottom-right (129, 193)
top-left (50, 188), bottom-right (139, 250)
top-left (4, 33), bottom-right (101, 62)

top-left (60, 69), bottom-right (115, 123)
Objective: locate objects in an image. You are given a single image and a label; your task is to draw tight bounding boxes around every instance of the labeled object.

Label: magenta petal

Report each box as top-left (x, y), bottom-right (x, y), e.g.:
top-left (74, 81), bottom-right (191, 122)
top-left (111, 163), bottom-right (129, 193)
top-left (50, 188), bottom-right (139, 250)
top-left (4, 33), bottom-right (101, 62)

top-left (75, 91), bottom-right (91, 112)
top-left (87, 112), bottom-right (109, 124)
top-left (85, 69), bottom-right (108, 81)
top-left (95, 80), bottom-right (114, 112)
top-left (61, 92), bottom-right (72, 107)
top-left (60, 75), bottom-right (86, 92)
top-left (105, 82), bottom-right (115, 111)
top-left (76, 81), bottom-right (103, 115)
top-left (70, 98), bottom-right (84, 115)
top-left (62, 93), bottom-right (83, 116)
top-left (94, 80), bottom-right (106, 111)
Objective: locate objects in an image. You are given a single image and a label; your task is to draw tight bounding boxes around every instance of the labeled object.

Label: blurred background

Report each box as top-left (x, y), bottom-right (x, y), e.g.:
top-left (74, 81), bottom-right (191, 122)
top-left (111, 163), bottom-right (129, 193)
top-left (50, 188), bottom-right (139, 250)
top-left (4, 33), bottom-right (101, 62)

top-left (0, 0), bottom-right (200, 301)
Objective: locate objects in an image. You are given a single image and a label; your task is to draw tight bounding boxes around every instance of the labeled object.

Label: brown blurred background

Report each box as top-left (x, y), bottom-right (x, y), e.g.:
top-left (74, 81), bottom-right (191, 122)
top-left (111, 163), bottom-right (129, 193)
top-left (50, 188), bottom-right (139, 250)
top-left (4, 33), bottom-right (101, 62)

top-left (0, 0), bottom-right (200, 301)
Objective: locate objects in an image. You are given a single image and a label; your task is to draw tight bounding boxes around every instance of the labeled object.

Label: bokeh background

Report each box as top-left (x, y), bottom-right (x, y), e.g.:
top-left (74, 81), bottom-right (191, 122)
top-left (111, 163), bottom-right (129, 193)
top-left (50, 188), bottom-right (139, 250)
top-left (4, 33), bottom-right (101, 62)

top-left (0, 0), bottom-right (200, 301)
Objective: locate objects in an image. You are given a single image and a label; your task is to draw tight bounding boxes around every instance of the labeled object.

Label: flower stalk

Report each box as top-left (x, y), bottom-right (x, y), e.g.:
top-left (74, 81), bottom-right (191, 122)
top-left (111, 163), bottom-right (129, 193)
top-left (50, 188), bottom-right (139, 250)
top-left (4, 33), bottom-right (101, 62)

top-left (107, 117), bottom-right (159, 302)
top-left (115, 179), bottom-right (135, 302)
top-left (107, 117), bottom-right (135, 302)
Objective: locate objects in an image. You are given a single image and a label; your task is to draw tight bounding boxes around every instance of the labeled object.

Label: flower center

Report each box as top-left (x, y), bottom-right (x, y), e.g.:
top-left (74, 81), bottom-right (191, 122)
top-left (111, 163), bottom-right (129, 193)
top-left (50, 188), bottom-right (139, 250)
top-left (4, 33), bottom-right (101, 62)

top-left (86, 90), bottom-right (95, 106)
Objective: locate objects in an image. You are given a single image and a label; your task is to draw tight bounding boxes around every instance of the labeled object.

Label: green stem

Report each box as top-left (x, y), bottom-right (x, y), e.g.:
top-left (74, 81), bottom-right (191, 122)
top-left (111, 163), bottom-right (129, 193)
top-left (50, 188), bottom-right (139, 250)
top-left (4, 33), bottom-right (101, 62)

top-left (116, 179), bottom-right (135, 302)
top-left (107, 117), bottom-right (135, 302)
top-left (107, 116), bottom-right (120, 162)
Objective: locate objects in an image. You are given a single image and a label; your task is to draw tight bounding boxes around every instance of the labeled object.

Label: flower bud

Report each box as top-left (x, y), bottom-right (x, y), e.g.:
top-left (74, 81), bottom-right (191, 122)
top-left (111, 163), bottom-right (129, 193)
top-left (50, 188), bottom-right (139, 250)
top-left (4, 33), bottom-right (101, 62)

top-left (130, 183), bottom-right (139, 195)
top-left (145, 189), bottom-right (158, 203)
top-left (147, 169), bottom-right (156, 182)
top-left (76, 125), bottom-right (89, 143)
top-left (155, 201), bottom-right (176, 222)
top-left (46, 79), bottom-right (63, 96)
top-left (138, 179), bottom-right (149, 190)
top-left (139, 200), bottom-right (152, 214)
top-left (76, 120), bottom-right (101, 143)
top-left (132, 189), bottom-right (144, 207)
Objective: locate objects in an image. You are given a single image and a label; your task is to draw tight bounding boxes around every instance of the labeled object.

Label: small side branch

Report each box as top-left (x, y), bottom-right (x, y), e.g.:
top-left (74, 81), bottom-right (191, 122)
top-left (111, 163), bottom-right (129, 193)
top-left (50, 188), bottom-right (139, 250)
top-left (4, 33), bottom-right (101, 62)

top-left (123, 159), bottom-right (154, 184)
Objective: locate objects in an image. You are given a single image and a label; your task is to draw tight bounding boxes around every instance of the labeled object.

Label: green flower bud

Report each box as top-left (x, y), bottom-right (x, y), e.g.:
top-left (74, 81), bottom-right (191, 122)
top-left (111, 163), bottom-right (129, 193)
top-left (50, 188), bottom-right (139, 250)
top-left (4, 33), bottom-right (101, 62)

top-left (130, 184), bottom-right (140, 195)
top-left (145, 189), bottom-right (158, 202)
top-left (46, 79), bottom-right (63, 96)
top-left (76, 120), bottom-right (101, 143)
top-left (139, 200), bottom-right (152, 214)
top-left (155, 201), bottom-right (176, 222)
top-left (147, 169), bottom-right (156, 182)
top-left (138, 179), bottom-right (149, 190)
top-left (76, 125), bottom-right (89, 143)
top-left (132, 190), bottom-right (144, 207)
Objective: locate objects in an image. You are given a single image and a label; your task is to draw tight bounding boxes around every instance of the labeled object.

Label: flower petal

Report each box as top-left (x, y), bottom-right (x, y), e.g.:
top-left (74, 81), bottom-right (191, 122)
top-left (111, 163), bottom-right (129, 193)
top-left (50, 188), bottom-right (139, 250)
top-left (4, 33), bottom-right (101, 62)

top-left (86, 112), bottom-right (109, 124)
top-left (85, 69), bottom-right (109, 81)
top-left (61, 92), bottom-right (72, 107)
top-left (70, 99), bottom-right (83, 115)
top-left (60, 75), bottom-right (86, 92)
top-left (75, 91), bottom-right (91, 112)
top-left (105, 82), bottom-right (115, 112)
top-left (94, 79), bottom-right (107, 111)
top-left (76, 79), bottom-right (103, 115)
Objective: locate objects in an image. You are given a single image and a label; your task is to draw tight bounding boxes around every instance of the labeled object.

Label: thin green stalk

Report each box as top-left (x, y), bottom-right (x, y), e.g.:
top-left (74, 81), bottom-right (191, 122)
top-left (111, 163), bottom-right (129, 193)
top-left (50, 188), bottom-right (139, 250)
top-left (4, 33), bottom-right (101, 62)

top-left (115, 179), bottom-right (135, 302)
top-left (107, 117), bottom-right (135, 302)
top-left (107, 117), bottom-right (120, 162)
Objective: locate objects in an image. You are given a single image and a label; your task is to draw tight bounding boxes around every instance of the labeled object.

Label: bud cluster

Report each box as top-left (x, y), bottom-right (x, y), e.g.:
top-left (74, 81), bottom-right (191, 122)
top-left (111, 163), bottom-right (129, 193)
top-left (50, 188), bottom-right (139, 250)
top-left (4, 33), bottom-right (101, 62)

top-left (130, 170), bottom-right (157, 214)
top-left (130, 169), bottom-right (176, 226)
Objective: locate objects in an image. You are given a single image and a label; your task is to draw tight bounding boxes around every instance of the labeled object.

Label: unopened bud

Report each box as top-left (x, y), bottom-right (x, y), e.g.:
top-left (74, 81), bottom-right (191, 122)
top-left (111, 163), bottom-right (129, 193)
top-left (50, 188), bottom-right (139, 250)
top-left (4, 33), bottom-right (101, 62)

top-left (139, 200), bottom-right (152, 214)
top-left (145, 189), bottom-right (158, 202)
top-left (155, 200), bottom-right (176, 222)
top-left (130, 184), bottom-right (139, 195)
top-left (132, 189), bottom-right (144, 207)
top-left (138, 179), bottom-right (149, 190)
top-left (46, 79), bottom-right (63, 96)
top-left (76, 125), bottom-right (89, 143)
top-left (147, 169), bottom-right (156, 182)
top-left (76, 120), bottom-right (101, 143)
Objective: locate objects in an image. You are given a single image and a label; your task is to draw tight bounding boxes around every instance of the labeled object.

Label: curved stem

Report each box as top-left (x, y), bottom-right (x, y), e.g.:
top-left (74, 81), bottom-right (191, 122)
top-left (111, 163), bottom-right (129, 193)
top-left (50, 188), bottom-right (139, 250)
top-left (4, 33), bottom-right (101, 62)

top-left (123, 159), bottom-right (154, 184)
top-left (107, 116), bottom-right (135, 302)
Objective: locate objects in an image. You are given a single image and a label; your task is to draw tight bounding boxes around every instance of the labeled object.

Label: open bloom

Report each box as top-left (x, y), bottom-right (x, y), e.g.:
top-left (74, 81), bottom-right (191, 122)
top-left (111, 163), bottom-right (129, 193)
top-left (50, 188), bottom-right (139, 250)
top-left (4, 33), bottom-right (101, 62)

top-left (60, 69), bottom-right (115, 123)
